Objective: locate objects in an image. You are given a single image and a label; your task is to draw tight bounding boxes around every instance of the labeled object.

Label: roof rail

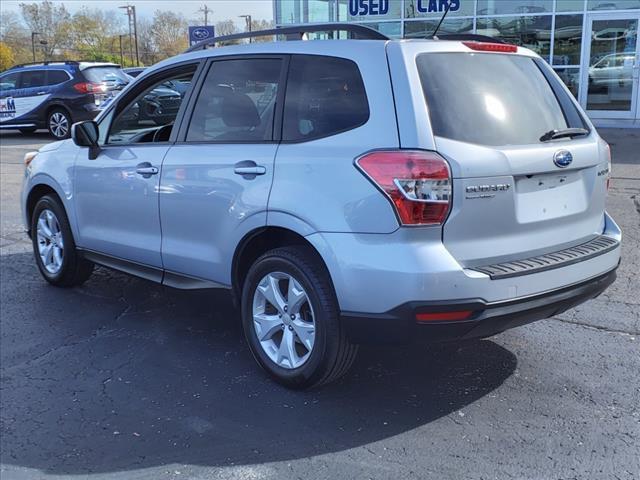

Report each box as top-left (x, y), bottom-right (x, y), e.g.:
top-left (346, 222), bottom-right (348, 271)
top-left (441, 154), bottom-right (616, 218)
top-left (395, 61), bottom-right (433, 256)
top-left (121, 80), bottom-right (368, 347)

top-left (432, 34), bottom-right (506, 44)
top-left (184, 23), bottom-right (389, 53)
top-left (9, 60), bottom-right (120, 70)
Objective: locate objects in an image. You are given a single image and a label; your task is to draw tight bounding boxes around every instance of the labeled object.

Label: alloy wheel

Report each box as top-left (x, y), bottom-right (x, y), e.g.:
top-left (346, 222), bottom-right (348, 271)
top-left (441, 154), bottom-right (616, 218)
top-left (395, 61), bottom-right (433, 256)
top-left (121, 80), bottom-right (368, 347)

top-left (252, 271), bottom-right (316, 369)
top-left (36, 209), bottom-right (64, 274)
top-left (49, 112), bottom-right (69, 138)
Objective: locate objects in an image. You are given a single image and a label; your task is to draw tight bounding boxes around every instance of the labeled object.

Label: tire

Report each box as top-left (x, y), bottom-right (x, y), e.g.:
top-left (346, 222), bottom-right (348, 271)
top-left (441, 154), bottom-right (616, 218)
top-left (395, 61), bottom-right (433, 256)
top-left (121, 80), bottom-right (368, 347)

top-left (31, 195), bottom-right (93, 287)
top-left (19, 127), bottom-right (37, 134)
top-left (241, 246), bottom-right (358, 389)
top-left (47, 108), bottom-right (71, 140)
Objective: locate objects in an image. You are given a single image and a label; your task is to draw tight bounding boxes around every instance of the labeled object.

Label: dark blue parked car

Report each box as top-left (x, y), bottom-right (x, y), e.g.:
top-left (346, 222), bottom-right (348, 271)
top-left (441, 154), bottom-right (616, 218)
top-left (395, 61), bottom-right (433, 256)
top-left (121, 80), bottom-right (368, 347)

top-left (0, 61), bottom-right (129, 139)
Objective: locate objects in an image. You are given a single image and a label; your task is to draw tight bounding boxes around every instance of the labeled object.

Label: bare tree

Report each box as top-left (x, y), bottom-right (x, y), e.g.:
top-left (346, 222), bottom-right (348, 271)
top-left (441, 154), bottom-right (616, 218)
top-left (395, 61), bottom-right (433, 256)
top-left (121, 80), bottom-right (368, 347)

top-left (136, 17), bottom-right (157, 66)
top-left (151, 10), bottom-right (188, 58)
top-left (69, 7), bottom-right (123, 61)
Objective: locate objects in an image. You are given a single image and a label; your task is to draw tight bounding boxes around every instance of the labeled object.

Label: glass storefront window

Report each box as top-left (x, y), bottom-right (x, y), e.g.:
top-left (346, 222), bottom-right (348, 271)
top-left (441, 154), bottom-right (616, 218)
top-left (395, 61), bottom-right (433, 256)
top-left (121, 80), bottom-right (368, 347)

top-left (553, 67), bottom-right (580, 98)
top-left (476, 16), bottom-right (552, 60)
top-left (477, 0), bottom-right (553, 15)
top-left (337, 0), bottom-right (402, 21)
top-left (361, 21), bottom-right (402, 37)
top-left (588, 0), bottom-right (640, 10)
top-left (404, 0), bottom-right (475, 18)
top-left (277, 0), bottom-right (334, 24)
top-left (404, 18), bottom-right (474, 37)
top-left (555, 0), bottom-right (586, 12)
top-left (552, 15), bottom-right (583, 65)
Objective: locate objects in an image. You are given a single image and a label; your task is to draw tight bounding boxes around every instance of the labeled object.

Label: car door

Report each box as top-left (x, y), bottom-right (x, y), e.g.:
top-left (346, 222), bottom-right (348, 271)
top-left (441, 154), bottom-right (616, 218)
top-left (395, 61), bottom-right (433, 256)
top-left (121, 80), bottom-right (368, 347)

top-left (0, 71), bottom-right (20, 126)
top-left (74, 62), bottom-right (201, 276)
top-left (15, 70), bottom-right (51, 123)
top-left (159, 56), bottom-right (287, 285)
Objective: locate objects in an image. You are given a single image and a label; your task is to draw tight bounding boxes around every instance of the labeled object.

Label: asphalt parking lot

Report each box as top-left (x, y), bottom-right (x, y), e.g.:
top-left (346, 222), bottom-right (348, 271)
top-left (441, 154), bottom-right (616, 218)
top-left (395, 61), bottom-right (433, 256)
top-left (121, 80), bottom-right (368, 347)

top-left (0, 129), bottom-right (638, 480)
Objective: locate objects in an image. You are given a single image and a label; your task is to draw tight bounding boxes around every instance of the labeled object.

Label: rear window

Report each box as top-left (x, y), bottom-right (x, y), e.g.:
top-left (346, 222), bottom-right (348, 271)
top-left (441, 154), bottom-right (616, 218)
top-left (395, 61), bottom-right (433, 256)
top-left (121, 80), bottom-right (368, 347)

top-left (416, 53), bottom-right (580, 146)
top-left (283, 55), bottom-right (369, 142)
top-left (83, 67), bottom-right (129, 86)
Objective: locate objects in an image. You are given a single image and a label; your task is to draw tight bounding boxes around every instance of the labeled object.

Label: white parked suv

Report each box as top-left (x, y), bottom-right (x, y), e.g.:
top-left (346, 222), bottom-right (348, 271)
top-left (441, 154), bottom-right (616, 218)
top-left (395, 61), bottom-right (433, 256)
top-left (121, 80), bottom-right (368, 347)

top-left (21, 25), bottom-right (621, 389)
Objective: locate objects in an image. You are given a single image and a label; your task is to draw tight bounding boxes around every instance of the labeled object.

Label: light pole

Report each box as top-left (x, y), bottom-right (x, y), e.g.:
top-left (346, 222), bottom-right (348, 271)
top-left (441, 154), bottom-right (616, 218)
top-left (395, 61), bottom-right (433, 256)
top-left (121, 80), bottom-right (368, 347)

top-left (239, 15), bottom-right (252, 43)
top-left (119, 5), bottom-right (139, 66)
top-left (119, 34), bottom-right (127, 66)
top-left (31, 32), bottom-right (40, 62)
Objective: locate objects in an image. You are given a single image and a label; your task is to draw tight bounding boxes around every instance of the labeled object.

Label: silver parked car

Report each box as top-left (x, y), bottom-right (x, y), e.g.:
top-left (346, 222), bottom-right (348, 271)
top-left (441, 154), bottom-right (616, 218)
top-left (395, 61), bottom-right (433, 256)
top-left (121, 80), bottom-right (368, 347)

top-left (21, 25), bottom-right (621, 389)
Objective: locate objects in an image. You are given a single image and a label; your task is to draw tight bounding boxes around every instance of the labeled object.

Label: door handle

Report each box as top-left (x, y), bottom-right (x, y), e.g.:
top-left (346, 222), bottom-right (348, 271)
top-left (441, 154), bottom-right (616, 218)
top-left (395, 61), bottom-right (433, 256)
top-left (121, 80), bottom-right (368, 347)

top-left (37, 91), bottom-right (47, 95)
top-left (234, 160), bottom-right (266, 178)
top-left (136, 162), bottom-right (159, 178)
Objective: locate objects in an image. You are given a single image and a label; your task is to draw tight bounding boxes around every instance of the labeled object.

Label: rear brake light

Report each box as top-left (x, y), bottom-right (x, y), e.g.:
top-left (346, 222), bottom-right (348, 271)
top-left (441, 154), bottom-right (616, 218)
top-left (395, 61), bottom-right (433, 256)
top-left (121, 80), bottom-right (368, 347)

top-left (356, 150), bottom-right (452, 226)
top-left (73, 82), bottom-right (106, 94)
top-left (416, 311), bottom-right (473, 322)
top-left (463, 41), bottom-right (518, 53)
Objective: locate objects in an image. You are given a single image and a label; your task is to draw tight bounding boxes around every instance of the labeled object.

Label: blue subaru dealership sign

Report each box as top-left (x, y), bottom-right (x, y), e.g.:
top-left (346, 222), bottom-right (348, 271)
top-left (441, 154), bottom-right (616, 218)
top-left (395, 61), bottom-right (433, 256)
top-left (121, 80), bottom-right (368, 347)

top-left (189, 26), bottom-right (215, 46)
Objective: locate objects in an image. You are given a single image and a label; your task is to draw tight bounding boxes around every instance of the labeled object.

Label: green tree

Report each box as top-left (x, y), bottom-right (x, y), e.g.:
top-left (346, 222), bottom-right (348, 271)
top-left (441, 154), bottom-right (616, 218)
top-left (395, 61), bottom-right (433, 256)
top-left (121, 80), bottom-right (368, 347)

top-left (19, 0), bottom-right (71, 60)
top-left (0, 42), bottom-right (16, 71)
top-left (69, 7), bottom-right (123, 62)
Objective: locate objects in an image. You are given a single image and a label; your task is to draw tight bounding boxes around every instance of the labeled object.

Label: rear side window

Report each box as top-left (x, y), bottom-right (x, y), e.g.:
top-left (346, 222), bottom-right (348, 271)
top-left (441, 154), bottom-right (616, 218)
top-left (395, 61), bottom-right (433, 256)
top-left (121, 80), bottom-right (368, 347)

top-left (283, 55), bottom-right (369, 142)
top-left (186, 59), bottom-right (282, 142)
top-left (416, 53), bottom-right (582, 146)
top-left (19, 70), bottom-right (46, 88)
top-left (46, 70), bottom-right (70, 86)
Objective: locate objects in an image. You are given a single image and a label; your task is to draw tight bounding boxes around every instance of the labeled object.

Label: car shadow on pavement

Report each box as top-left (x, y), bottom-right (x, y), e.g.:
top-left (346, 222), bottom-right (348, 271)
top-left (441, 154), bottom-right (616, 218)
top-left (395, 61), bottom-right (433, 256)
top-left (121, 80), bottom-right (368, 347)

top-left (0, 252), bottom-right (517, 475)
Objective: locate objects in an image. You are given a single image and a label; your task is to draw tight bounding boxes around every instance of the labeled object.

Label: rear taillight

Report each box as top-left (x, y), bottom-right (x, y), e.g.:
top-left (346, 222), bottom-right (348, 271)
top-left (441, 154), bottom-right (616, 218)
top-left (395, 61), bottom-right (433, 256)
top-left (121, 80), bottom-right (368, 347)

top-left (462, 41), bottom-right (518, 53)
top-left (356, 150), bottom-right (452, 226)
top-left (73, 82), bottom-right (106, 94)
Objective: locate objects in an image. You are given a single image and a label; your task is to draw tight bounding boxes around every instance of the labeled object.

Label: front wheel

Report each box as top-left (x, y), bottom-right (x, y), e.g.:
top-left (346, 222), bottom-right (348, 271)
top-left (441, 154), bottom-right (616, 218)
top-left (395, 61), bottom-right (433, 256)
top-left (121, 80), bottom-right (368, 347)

top-left (31, 195), bottom-right (94, 287)
top-left (241, 246), bottom-right (357, 389)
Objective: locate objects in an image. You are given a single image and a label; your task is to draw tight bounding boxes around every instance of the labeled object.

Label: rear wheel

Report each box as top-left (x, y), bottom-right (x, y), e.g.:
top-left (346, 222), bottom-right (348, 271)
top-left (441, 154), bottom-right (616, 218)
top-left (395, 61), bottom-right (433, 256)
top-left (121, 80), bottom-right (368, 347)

top-left (47, 108), bottom-right (71, 140)
top-left (31, 195), bottom-right (93, 287)
top-left (241, 246), bottom-right (357, 389)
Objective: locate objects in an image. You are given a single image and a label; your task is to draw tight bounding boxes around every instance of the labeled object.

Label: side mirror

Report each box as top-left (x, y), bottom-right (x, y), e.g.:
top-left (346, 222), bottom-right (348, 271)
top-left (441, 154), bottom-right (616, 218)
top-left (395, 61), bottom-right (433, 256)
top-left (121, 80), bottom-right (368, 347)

top-left (71, 121), bottom-right (100, 159)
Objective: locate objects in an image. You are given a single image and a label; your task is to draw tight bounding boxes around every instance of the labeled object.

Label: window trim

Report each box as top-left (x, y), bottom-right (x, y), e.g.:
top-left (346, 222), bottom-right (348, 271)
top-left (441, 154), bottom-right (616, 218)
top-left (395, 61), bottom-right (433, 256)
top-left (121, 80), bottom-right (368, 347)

top-left (99, 59), bottom-right (205, 148)
top-left (176, 54), bottom-right (290, 145)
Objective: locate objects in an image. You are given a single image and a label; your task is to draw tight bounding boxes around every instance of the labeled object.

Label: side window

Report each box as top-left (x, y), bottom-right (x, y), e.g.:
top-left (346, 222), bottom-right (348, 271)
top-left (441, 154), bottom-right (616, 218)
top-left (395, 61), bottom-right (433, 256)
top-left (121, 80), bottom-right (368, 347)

top-left (186, 58), bottom-right (282, 142)
top-left (107, 67), bottom-right (196, 145)
top-left (0, 72), bottom-right (20, 92)
top-left (19, 70), bottom-right (47, 89)
top-left (283, 55), bottom-right (369, 142)
top-left (46, 70), bottom-right (70, 86)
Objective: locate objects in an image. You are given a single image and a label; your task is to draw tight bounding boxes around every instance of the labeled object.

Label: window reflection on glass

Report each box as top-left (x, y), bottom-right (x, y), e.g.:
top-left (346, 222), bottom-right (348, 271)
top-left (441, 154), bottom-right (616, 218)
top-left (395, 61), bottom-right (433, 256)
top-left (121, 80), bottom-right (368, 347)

top-left (360, 21), bottom-right (402, 38)
top-left (277, 0), bottom-right (334, 24)
top-left (587, 19), bottom-right (638, 111)
top-left (477, 0), bottom-right (552, 15)
top-left (476, 16), bottom-right (552, 60)
top-left (336, 0), bottom-right (402, 21)
top-left (554, 67), bottom-right (580, 98)
top-left (404, 18), bottom-right (474, 38)
top-left (404, 0), bottom-right (475, 18)
top-left (552, 15), bottom-right (583, 65)
top-left (555, 0), bottom-right (586, 12)
top-left (588, 0), bottom-right (640, 10)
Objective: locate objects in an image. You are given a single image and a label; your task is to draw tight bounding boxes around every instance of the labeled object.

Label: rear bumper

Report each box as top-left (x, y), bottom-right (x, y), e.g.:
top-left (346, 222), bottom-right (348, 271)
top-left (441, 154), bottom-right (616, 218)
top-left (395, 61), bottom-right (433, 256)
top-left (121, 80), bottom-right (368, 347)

top-left (341, 266), bottom-right (617, 344)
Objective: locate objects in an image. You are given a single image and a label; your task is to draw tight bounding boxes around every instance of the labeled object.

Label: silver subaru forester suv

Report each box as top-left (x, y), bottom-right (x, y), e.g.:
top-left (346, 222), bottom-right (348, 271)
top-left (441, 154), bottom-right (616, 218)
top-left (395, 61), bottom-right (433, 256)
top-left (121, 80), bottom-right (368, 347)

top-left (21, 25), bottom-right (621, 389)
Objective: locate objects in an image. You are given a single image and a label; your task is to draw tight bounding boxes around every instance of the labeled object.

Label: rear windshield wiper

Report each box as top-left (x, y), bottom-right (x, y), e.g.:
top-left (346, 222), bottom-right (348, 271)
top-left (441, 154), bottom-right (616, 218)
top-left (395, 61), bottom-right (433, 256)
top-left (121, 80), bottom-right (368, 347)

top-left (540, 128), bottom-right (589, 142)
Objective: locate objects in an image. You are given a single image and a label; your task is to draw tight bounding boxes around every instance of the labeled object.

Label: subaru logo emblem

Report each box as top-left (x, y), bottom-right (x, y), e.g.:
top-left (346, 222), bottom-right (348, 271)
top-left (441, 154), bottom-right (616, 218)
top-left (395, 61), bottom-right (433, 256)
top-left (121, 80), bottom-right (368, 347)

top-left (193, 28), bottom-right (211, 40)
top-left (553, 150), bottom-right (573, 168)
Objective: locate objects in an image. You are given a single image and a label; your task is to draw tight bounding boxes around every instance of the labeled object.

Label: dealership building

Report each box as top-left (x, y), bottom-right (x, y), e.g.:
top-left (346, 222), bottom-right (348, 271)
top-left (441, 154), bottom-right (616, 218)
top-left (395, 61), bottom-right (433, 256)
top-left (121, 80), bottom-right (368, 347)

top-left (273, 0), bottom-right (640, 126)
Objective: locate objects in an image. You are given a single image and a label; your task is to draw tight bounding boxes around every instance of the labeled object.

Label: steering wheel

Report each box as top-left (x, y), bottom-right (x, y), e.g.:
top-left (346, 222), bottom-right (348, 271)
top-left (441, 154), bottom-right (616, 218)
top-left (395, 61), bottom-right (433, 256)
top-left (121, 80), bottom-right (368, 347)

top-left (152, 123), bottom-right (173, 143)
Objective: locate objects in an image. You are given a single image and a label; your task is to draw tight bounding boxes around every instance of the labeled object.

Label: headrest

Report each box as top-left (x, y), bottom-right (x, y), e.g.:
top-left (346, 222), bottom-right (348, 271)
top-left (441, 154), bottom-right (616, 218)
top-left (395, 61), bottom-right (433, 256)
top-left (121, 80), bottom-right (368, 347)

top-left (221, 92), bottom-right (260, 128)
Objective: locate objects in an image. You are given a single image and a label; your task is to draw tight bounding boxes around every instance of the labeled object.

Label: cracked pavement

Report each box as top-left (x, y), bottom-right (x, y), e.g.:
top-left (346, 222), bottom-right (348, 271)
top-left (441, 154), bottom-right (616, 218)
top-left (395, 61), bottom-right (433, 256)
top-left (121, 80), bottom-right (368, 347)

top-left (1, 129), bottom-right (639, 480)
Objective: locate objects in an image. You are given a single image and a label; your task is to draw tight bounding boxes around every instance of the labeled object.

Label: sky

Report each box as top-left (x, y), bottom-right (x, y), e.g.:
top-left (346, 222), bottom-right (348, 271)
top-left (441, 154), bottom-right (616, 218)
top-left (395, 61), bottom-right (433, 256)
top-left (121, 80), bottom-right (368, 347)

top-left (0, 0), bottom-right (274, 25)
